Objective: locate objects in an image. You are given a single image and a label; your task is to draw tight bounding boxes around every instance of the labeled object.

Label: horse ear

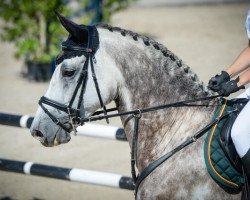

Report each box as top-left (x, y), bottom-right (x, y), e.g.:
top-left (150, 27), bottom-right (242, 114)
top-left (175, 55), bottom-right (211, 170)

top-left (55, 11), bottom-right (88, 44)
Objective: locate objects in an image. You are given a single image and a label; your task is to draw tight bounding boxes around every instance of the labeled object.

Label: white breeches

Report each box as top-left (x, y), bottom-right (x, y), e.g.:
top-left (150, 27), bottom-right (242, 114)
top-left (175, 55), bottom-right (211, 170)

top-left (231, 87), bottom-right (250, 158)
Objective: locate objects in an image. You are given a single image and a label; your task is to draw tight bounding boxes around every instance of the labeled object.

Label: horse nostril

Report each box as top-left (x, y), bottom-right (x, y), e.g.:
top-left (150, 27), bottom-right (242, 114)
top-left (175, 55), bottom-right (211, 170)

top-left (33, 130), bottom-right (44, 138)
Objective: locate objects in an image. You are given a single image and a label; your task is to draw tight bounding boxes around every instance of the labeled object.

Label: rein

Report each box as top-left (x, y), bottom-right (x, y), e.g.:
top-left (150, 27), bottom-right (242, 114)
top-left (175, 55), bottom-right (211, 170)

top-left (81, 94), bottom-right (222, 123)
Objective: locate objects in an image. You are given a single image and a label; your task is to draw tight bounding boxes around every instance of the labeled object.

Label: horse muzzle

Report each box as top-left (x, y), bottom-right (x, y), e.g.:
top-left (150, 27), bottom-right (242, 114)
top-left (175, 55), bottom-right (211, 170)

top-left (30, 119), bottom-right (72, 147)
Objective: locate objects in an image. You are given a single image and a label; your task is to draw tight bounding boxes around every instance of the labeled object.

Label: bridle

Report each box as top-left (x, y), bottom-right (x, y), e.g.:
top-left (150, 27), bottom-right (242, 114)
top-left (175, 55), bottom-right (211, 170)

top-left (37, 24), bottom-right (249, 196)
top-left (39, 25), bottom-right (110, 135)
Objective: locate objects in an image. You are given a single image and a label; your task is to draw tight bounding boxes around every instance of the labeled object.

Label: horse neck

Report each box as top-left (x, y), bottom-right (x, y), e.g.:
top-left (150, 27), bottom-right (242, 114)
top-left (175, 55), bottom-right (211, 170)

top-left (98, 26), bottom-right (217, 171)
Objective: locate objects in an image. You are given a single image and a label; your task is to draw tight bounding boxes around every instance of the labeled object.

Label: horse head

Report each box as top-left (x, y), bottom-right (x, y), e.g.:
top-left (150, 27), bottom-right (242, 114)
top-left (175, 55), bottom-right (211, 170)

top-left (30, 13), bottom-right (120, 147)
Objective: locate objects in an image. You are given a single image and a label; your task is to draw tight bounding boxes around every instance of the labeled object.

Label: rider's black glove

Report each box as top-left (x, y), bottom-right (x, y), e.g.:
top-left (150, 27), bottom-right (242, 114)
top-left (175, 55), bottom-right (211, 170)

top-left (208, 71), bottom-right (230, 92)
top-left (218, 77), bottom-right (245, 97)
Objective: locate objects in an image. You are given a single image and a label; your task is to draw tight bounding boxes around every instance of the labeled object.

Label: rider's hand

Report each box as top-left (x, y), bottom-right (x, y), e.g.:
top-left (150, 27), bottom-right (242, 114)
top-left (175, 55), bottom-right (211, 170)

top-left (208, 71), bottom-right (230, 92)
top-left (218, 77), bottom-right (245, 97)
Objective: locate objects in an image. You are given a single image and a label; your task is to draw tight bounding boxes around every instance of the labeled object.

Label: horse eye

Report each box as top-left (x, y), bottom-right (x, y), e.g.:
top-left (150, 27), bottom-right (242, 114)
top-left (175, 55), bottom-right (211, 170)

top-left (62, 70), bottom-right (75, 77)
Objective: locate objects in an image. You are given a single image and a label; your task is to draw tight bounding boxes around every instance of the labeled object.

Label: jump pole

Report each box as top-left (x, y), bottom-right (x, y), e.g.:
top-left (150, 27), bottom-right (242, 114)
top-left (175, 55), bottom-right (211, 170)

top-left (0, 112), bottom-right (127, 141)
top-left (0, 158), bottom-right (134, 190)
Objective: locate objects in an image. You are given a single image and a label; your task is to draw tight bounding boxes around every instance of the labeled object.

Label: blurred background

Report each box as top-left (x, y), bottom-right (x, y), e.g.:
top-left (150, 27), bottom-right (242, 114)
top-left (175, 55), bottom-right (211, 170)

top-left (0, 0), bottom-right (248, 199)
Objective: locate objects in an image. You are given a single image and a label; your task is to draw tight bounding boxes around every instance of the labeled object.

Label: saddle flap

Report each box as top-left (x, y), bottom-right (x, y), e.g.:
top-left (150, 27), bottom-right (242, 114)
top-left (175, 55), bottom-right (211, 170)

top-left (204, 98), bottom-right (247, 193)
top-left (219, 113), bottom-right (242, 173)
top-left (219, 99), bottom-right (248, 173)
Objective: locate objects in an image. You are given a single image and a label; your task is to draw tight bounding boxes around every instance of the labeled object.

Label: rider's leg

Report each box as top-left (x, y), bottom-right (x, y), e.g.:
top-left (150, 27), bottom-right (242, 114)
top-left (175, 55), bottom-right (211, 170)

top-left (231, 88), bottom-right (250, 176)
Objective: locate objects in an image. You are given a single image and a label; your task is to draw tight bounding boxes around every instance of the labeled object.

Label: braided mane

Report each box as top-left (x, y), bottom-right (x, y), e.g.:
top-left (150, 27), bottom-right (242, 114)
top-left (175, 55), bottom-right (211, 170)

top-left (98, 24), bottom-right (182, 65)
top-left (97, 23), bottom-right (211, 96)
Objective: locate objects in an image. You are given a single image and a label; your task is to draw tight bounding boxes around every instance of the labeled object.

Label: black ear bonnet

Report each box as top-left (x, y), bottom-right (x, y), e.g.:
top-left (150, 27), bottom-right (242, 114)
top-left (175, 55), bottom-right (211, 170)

top-left (56, 25), bottom-right (99, 65)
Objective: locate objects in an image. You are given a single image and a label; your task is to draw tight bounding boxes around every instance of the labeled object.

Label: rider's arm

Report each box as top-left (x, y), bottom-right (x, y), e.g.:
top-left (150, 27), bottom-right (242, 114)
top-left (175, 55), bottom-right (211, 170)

top-left (237, 67), bottom-right (250, 86)
top-left (208, 11), bottom-right (250, 95)
top-left (226, 45), bottom-right (250, 78)
top-left (226, 10), bottom-right (250, 86)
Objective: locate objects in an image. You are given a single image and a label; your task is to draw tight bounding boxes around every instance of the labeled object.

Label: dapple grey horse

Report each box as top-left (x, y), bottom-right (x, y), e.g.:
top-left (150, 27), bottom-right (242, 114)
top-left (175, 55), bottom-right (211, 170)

top-left (30, 15), bottom-right (241, 199)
